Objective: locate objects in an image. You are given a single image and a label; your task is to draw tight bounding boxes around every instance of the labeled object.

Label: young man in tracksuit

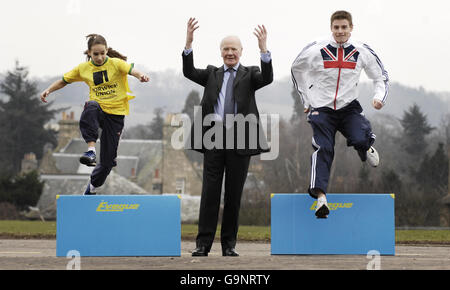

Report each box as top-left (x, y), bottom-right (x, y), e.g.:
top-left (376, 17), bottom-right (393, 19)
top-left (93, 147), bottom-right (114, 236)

top-left (291, 10), bottom-right (389, 218)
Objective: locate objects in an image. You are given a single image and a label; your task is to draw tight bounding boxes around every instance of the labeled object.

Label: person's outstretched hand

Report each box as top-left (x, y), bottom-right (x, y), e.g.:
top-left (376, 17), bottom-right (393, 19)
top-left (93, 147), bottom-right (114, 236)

top-left (186, 17), bottom-right (199, 50)
top-left (253, 25), bottom-right (268, 53)
top-left (372, 99), bottom-right (383, 110)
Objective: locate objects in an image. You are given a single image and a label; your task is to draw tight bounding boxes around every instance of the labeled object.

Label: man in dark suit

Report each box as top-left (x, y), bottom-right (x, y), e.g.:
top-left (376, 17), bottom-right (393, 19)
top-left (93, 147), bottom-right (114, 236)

top-left (182, 18), bottom-right (273, 257)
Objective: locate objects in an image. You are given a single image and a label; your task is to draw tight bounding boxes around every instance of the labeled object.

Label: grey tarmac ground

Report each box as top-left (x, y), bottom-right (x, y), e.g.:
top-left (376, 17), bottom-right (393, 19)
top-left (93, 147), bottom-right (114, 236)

top-left (0, 239), bottom-right (449, 270)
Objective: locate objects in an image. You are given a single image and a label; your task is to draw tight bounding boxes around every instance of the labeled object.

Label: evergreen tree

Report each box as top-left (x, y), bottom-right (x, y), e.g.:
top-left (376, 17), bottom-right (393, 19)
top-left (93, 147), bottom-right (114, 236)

top-left (0, 62), bottom-right (58, 174)
top-left (148, 107), bottom-right (164, 139)
top-left (122, 124), bottom-right (153, 139)
top-left (380, 168), bottom-right (403, 194)
top-left (0, 171), bottom-right (44, 210)
top-left (399, 103), bottom-right (434, 157)
top-left (122, 107), bottom-right (165, 140)
top-left (416, 143), bottom-right (449, 195)
top-left (181, 90), bottom-right (200, 122)
top-left (358, 164), bottom-right (373, 193)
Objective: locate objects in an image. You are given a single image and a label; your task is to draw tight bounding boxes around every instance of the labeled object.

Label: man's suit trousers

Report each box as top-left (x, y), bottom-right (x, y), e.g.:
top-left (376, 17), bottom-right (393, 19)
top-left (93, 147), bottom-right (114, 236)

top-left (196, 145), bottom-right (251, 251)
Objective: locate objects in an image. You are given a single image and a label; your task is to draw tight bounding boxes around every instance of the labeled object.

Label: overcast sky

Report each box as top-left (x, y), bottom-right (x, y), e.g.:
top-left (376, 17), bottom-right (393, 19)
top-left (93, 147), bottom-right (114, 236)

top-left (1, 0), bottom-right (449, 93)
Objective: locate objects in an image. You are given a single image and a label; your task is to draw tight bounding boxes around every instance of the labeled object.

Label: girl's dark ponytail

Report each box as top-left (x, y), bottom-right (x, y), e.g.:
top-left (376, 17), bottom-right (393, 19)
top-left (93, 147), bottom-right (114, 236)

top-left (106, 47), bottom-right (127, 61)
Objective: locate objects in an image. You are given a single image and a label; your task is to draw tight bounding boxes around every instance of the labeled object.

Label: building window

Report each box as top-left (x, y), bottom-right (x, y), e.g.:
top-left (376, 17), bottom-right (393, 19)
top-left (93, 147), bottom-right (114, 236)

top-left (175, 178), bottom-right (185, 195)
top-left (152, 183), bottom-right (162, 194)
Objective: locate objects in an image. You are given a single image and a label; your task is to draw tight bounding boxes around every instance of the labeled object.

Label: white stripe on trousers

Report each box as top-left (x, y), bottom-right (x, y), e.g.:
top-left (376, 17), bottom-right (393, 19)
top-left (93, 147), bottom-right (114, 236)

top-left (310, 136), bottom-right (320, 189)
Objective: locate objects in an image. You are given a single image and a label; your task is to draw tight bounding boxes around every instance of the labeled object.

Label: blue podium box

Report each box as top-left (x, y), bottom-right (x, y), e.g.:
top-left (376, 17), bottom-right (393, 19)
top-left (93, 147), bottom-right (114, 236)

top-left (56, 195), bottom-right (181, 257)
top-left (271, 194), bottom-right (395, 255)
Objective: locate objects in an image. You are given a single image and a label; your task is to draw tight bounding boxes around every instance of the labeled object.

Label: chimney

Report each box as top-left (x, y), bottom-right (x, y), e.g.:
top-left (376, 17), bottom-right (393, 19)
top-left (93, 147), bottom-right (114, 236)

top-left (55, 111), bottom-right (80, 151)
top-left (20, 152), bottom-right (38, 174)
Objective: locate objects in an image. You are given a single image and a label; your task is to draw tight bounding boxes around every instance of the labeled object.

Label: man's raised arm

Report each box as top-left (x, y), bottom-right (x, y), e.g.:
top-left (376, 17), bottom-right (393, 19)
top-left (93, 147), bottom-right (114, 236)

top-left (182, 17), bottom-right (208, 87)
top-left (252, 25), bottom-right (273, 89)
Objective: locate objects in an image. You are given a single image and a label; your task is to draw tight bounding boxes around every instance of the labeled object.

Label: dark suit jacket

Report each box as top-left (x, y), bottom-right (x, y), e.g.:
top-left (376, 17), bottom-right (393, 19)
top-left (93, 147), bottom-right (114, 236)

top-left (182, 51), bottom-right (273, 156)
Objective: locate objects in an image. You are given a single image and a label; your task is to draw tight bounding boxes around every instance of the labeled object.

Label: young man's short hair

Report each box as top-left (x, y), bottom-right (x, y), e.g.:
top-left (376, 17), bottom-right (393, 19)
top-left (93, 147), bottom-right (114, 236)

top-left (330, 10), bottom-right (353, 27)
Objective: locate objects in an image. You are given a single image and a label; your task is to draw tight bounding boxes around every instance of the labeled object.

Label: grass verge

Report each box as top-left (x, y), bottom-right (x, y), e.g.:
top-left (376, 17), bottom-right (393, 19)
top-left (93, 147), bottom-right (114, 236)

top-left (0, 221), bottom-right (449, 244)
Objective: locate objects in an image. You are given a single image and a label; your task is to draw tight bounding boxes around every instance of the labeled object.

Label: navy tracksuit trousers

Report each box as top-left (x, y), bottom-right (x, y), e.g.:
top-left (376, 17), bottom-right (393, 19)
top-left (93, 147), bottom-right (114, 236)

top-left (307, 100), bottom-right (375, 199)
top-left (79, 101), bottom-right (124, 188)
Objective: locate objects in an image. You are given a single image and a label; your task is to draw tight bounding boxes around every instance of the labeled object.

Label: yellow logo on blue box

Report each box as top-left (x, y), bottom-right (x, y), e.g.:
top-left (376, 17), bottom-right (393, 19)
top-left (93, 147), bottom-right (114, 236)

top-left (96, 201), bottom-right (140, 212)
top-left (310, 201), bottom-right (353, 211)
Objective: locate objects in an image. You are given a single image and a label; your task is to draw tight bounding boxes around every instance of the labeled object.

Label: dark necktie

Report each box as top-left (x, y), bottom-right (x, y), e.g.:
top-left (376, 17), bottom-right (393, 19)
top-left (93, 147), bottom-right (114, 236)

top-left (224, 67), bottom-right (235, 125)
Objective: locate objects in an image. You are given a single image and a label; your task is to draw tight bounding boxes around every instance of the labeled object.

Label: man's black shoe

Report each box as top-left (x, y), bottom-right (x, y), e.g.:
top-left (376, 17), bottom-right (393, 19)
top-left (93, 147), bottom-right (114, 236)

top-left (192, 246), bottom-right (209, 257)
top-left (222, 248), bottom-right (239, 257)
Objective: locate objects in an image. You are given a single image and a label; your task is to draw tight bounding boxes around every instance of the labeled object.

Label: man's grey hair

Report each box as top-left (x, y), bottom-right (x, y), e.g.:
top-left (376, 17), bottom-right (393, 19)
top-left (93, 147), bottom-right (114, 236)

top-left (220, 35), bottom-right (243, 50)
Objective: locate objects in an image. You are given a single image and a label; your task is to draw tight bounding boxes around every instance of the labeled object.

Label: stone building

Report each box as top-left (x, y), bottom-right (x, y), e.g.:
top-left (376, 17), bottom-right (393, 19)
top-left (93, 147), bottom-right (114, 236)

top-left (162, 113), bottom-right (203, 197)
top-left (33, 111), bottom-right (203, 220)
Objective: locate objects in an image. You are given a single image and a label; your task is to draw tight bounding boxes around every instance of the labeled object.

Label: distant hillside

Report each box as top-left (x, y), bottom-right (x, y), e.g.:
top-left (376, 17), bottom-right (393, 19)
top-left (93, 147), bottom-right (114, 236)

top-left (357, 82), bottom-right (450, 126)
top-left (6, 70), bottom-right (450, 128)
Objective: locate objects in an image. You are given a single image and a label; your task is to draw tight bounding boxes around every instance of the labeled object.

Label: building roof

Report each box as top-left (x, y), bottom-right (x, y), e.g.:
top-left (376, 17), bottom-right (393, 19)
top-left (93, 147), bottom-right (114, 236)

top-left (53, 138), bottom-right (163, 187)
top-left (37, 171), bottom-right (149, 219)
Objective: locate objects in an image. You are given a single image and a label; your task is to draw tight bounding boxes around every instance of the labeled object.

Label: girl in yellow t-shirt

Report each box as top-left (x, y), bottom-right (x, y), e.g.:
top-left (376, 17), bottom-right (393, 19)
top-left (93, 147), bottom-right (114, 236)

top-left (40, 34), bottom-right (149, 195)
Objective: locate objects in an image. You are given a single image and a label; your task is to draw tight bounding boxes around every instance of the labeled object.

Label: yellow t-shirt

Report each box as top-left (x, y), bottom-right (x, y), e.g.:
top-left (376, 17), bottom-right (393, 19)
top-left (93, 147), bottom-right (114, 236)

top-left (63, 57), bottom-right (135, 115)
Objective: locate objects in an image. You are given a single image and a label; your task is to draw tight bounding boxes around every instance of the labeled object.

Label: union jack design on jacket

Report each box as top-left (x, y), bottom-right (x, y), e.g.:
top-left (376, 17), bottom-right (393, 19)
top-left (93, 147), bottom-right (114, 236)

top-left (291, 36), bottom-right (389, 110)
